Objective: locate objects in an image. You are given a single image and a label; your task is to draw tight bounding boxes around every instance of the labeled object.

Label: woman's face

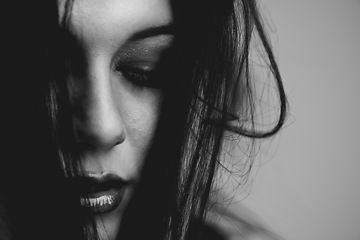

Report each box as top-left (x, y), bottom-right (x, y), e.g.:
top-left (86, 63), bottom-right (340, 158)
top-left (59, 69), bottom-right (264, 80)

top-left (58, 0), bottom-right (173, 239)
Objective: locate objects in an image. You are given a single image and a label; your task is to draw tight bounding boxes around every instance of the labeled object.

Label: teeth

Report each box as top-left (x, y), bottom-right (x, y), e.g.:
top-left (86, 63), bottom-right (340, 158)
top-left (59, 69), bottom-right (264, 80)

top-left (80, 195), bottom-right (114, 208)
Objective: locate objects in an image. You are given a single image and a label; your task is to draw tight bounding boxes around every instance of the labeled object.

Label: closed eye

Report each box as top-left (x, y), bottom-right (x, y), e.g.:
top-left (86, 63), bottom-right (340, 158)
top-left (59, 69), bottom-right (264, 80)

top-left (115, 65), bottom-right (161, 88)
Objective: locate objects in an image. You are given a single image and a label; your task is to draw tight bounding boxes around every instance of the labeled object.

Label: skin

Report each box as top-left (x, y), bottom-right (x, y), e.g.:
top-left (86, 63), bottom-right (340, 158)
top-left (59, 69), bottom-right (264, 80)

top-left (57, 0), bottom-right (174, 239)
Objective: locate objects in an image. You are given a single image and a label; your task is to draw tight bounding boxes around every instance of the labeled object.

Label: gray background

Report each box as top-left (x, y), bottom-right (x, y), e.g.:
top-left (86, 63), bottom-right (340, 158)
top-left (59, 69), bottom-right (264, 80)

top-left (240, 1), bottom-right (360, 240)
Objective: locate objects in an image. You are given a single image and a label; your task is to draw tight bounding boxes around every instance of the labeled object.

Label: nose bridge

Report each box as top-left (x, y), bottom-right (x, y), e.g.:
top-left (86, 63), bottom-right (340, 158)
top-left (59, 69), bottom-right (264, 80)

top-left (73, 58), bottom-right (126, 149)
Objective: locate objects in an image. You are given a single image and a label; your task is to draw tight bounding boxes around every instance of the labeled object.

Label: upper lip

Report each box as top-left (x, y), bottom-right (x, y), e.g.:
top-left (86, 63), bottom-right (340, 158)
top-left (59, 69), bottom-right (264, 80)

top-left (70, 172), bottom-right (129, 196)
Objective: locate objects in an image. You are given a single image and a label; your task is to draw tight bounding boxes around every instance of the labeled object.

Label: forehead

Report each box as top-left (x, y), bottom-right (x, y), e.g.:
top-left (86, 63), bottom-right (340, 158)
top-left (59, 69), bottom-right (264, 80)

top-left (58, 0), bottom-right (173, 48)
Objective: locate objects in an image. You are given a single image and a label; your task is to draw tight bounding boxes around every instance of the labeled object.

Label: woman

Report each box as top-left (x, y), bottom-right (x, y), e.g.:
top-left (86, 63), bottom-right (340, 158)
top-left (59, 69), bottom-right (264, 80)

top-left (1, 0), bottom-right (286, 239)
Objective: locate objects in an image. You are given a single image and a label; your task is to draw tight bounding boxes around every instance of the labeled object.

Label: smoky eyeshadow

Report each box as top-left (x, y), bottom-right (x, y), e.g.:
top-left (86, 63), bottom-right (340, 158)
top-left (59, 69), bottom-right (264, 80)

top-left (111, 35), bottom-right (174, 68)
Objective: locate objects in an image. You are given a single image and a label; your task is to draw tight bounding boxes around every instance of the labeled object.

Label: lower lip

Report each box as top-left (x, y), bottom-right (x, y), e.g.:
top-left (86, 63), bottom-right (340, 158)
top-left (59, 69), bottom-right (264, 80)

top-left (80, 187), bottom-right (126, 214)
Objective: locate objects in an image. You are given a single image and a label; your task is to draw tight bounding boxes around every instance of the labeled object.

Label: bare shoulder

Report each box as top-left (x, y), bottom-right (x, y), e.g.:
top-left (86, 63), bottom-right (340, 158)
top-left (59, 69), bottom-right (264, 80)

top-left (205, 204), bottom-right (284, 240)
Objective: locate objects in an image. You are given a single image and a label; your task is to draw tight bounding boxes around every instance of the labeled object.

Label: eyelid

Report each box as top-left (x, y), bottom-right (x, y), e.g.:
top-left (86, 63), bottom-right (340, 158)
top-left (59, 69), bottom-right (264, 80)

top-left (118, 61), bottom-right (155, 70)
top-left (113, 61), bottom-right (156, 76)
top-left (112, 35), bottom-right (174, 63)
top-left (115, 64), bottom-right (160, 88)
top-left (111, 52), bottom-right (159, 73)
top-left (114, 63), bottom-right (154, 73)
top-left (111, 36), bottom-right (174, 88)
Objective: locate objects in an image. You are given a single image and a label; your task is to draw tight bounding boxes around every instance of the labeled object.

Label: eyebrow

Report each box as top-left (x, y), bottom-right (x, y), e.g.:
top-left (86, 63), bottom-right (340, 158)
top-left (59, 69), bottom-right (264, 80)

top-left (129, 24), bottom-right (175, 42)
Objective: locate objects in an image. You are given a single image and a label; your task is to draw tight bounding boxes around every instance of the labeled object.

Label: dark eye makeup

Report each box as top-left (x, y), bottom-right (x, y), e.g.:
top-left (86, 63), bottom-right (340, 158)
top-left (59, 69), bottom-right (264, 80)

top-left (112, 35), bottom-right (174, 89)
top-left (115, 64), bottom-right (160, 88)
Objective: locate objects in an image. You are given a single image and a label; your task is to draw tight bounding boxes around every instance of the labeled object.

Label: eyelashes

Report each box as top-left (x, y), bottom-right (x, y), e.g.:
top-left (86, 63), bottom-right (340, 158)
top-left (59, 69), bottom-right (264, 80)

top-left (113, 48), bottom-right (175, 89)
top-left (115, 64), bottom-right (163, 88)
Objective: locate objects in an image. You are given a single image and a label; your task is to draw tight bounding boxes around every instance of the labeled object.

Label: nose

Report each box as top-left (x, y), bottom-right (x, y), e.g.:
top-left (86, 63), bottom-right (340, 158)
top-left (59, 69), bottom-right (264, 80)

top-left (71, 61), bottom-right (126, 151)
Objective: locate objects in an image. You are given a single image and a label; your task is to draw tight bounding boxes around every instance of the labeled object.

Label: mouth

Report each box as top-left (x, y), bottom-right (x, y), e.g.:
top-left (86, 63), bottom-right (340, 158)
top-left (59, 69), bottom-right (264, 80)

top-left (72, 172), bottom-right (129, 214)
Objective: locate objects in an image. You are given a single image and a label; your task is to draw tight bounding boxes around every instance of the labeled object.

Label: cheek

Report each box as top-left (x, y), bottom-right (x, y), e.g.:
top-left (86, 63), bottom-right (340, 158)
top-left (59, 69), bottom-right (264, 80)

top-left (123, 91), bottom-right (163, 148)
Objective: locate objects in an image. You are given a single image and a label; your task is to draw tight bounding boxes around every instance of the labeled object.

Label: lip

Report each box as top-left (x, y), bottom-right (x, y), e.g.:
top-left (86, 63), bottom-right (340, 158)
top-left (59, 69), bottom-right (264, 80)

top-left (72, 172), bottom-right (129, 214)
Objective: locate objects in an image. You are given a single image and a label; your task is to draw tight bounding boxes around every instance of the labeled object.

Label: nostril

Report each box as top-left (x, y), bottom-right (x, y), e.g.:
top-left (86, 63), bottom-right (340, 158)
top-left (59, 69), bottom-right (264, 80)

top-left (108, 140), bottom-right (122, 149)
top-left (112, 132), bottom-right (126, 147)
top-left (74, 130), bottom-right (126, 151)
top-left (73, 116), bottom-right (126, 151)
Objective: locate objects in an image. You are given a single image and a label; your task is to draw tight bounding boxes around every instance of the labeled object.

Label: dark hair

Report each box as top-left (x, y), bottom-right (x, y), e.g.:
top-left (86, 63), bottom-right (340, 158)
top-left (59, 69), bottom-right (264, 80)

top-left (161, 1), bottom-right (287, 239)
top-left (1, 0), bottom-right (286, 240)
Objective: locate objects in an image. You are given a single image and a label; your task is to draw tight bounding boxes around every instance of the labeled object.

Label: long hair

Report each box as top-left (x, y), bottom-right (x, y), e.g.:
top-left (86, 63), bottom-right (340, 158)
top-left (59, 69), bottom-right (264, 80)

top-left (1, 1), bottom-right (89, 239)
top-left (1, 0), bottom-right (287, 240)
top-left (164, 1), bottom-right (287, 239)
